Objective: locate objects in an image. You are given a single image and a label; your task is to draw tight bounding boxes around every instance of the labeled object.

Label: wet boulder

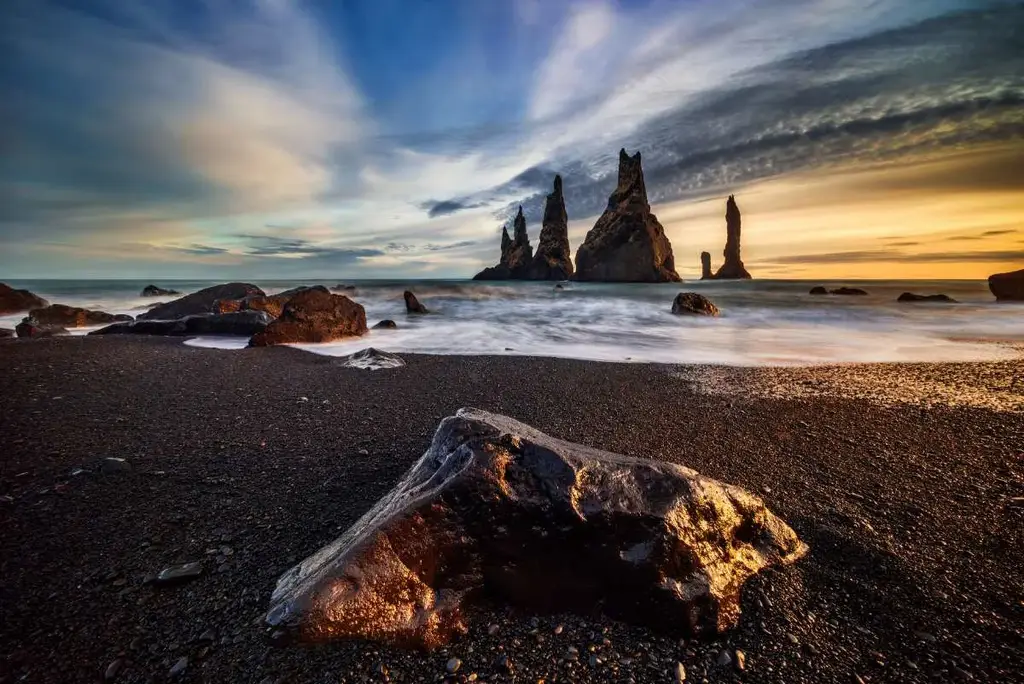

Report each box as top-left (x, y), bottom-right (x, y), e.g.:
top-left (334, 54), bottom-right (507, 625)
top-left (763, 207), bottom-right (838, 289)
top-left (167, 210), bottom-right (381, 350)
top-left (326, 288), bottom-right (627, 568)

top-left (265, 409), bottom-right (806, 648)
top-left (141, 284), bottom-right (180, 297)
top-left (989, 269), bottom-right (1024, 301)
top-left (90, 319), bottom-right (187, 336)
top-left (372, 319), bottom-right (398, 330)
top-left (342, 348), bottom-right (406, 370)
top-left (27, 304), bottom-right (132, 328)
top-left (16, 320), bottom-right (69, 338)
top-left (0, 283), bottom-right (48, 315)
top-left (897, 292), bottom-right (957, 303)
top-left (90, 312), bottom-right (270, 337)
top-left (139, 283), bottom-right (264, 320)
top-left (216, 286), bottom-right (330, 319)
top-left (249, 290), bottom-right (367, 346)
top-left (671, 292), bottom-right (720, 316)
top-left (404, 290), bottom-right (429, 314)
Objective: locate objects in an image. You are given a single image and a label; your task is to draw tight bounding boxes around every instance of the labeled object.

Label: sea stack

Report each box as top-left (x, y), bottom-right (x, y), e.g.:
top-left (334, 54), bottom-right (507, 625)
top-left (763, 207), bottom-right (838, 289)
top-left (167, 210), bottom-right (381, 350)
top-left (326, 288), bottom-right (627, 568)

top-left (574, 149), bottom-right (680, 282)
top-left (700, 252), bottom-right (712, 280)
top-left (528, 175), bottom-right (574, 280)
top-left (473, 207), bottom-right (534, 280)
top-left (713, 195), bottom-right (751, 280)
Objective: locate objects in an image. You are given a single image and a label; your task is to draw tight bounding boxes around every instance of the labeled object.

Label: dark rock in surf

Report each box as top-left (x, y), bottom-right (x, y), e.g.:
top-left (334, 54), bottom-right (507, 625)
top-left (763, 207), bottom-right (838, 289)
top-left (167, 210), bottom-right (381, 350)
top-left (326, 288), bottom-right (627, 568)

top-left (404, 290), bottom-right (429, 314)
top-left (474, 207), bottom-right (534, 280)
top-left (897, 292), bottom-right (957, 303)
top-left (265, 409), bottom-right (806, 648)
top-left (574, 149), bottom-right (680, 282)
top-left (988, 269), bottom-right (1024, 301)
top-left (701, 252), bottom-right (713, 280)
top-left (139, 283), bottom-right (264, 321)
top-left (809, 286), bottom-right (829, 295)
top-left (215, 285), bottom-right (330, 319)
top-left (91, 319), bottom-right (187, 336)
top-left (0, 283), bottom-right (48, 315)
top-left (91, 312), bottom-right (271, 337)
top-left (713, 196), bottom-right (752, 280)
top-left (831, 287), bottom-right (868, 296)
top-left (372, 319), bottom-right (397, 329)
top-left (249, 290), bottom-right (367, 347)
top-left (141, 284), bottom-right (180, 297)
top-left (671, 293), bottom-right (720, 317)
top-left (26, 304), bottom-right (132, 328)
top-left (527, 175), bottom-right (574, 280)
top-left (16, 320), bottom-right (69, 338)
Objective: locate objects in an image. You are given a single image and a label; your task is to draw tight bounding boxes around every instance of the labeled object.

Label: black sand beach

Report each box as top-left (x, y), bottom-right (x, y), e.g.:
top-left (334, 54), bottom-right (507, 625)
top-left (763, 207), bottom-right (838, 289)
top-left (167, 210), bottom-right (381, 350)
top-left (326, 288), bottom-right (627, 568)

top-left (1, 336), bottom-right (1022, 683)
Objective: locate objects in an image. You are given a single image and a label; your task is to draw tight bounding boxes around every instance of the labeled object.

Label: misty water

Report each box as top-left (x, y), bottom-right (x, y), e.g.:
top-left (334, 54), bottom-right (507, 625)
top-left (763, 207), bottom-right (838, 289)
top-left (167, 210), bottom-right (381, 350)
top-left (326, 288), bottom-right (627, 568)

top-left (4, 279), bottom-right (1023, 366)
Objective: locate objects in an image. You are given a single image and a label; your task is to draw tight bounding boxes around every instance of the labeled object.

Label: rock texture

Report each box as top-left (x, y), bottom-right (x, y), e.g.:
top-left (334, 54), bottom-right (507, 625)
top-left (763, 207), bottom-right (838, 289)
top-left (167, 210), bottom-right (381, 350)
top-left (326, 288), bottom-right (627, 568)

top-left (139, 283), bottom-right (264, 320)
top-left (15, 321), bottom-right (68, 338)
top-left (265, 409), bottom-right (806, 649)
top-left (574, 150), bottom-right (680, 282)
top-left (248, 290), bottom-right (366, 347)
top-left (527, 176), bottom-right (574, 280)
top-left (897, 292), bottom-right (957, 303)
top-left (216, 286), bottom-right (330, 319)
top-left (0, 283), bottom-right (48, 315)
top-left (26, 304), bottom-right (132, 328)
top-left (91, 312), bottom-right (271, 337)
top-left (404, 291), bottom-right (429, 314)
top-left (700, 252), bottom-right (713, 280)
top-left (342, 348), bottom-right (406, 370)
top-left (988, 269), bottom-right (1024, 301)
top-left (474, 208), bottom-right (535, 280)
top-left (671, 293), bottom-right (720, 316)
top-left (713, 196), bottom-right (752, 280)
top-left (141, 285), bottom-right (180, 297)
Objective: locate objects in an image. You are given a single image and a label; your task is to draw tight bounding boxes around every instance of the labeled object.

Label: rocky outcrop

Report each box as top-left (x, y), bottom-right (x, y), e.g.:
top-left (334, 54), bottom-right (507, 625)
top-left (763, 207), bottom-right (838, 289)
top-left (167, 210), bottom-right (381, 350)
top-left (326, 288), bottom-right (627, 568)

top-left (671, 293), bottom-right (720, 316)
top-left (141, 284), bottom-right (180, 297)
top-left (700, 252), bottom-right (712, 280)
top-left (809, 286), bottom-right (829, 295)
top-left (897, 292), bottom-right (957, 303)
top-left (527, 176), bottom-right (574, 280)
top-left (713, 196), bottom-right (751, 280)
top-left (404, 291), bottom-right (429, 314)
top-left (265, 409), bottom-right (806, 648)
top-left (91, 312), bottom-right (272, 337)
top-left (831, 287), bottom-right (868, 296)
top-left (0, 283), bottom-right (48, 315)
top-left (216, 286), bottom-right (330, 319)
top-left (16, 321), bottom-right (68, 338)
top-left (248, 290), bottom-right (366, 347)
top-left (26, 304), bottom-right (132, 328)
top-left (575, 150), bottom-right (680, 282)
top-left (342, 348), bottom-right (406, 370)
top-left (988, 269), bottom-right (1024, 301)
top-left (474, 207), bottom-right (534, 280)
top-left (139, 283), bottom-right (264, 320)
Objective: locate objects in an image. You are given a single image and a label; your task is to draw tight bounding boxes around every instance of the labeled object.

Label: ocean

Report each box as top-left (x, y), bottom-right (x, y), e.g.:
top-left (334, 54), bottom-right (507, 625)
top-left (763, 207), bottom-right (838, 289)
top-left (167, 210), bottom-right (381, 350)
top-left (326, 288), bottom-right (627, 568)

top-left (3, 279), bottom-right (1023, 366)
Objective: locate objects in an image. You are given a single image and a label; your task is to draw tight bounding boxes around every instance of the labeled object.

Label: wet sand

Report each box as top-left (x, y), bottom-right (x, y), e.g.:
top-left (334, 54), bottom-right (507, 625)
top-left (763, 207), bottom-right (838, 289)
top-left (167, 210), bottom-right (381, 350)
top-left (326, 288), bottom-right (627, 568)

top-left (1, 336), bottom-right (1022, 683)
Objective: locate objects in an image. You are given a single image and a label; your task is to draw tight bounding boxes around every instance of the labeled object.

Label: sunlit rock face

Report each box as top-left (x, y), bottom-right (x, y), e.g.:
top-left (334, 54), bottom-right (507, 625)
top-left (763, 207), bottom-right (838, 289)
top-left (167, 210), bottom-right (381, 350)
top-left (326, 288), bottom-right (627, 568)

top-left (248, 290), bottom-right (366, 346)
top-left (139, 283), bottom-right (265, 320)
top-left (215, 286), bottom-right (330, 319)
top-left (265, 409), bottom-right (806, 649)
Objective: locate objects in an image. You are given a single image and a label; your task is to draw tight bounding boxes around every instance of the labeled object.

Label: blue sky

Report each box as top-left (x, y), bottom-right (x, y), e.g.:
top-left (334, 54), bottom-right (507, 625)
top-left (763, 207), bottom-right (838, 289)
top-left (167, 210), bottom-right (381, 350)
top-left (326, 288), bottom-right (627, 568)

top-left (1, 0), bottom-right (1022, 278)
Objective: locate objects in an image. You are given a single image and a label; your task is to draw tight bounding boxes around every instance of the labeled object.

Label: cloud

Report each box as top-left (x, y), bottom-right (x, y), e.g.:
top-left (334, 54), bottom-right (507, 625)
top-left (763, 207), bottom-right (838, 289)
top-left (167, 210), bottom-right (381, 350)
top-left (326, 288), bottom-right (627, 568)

top-left (421, 200), bottom-right (485, 218)
top-left (765, 249), bottom-right (1024, 265)
top-left (981, 229), bottom-right (1016, 236)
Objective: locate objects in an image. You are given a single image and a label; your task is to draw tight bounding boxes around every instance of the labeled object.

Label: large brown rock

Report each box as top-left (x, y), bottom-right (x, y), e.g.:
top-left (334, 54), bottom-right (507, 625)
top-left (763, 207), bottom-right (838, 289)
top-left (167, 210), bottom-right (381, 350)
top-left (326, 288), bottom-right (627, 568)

top-left (216, 286), bottom-right (330, 319)
top-left (27, 304), bottom-right (132, 328)
top-left (713, 196), bottom-right (752, 280)
top-left (0, 283), bottom-right (48, 315)
top-left (574, 150), bottom-right (680, 282)
top-left (265, 409), bottom-right (806, 649)
top-left (474, 207), bottom-right (534, 280)
top-left (139, 283), bottom-right (264, 320)
top-left (989, 269), bottom-right (1024, 301)
top-left (527, 175), bottom-right (574, 280)
top-left (249, 290), bottom-right (366, 346)
top-left (671, 292), bottom-right (720, 316)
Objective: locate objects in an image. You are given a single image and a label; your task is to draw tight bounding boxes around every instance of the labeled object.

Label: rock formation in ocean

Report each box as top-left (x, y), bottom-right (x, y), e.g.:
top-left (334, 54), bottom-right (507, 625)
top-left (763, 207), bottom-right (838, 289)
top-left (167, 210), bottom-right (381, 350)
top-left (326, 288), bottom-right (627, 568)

top-left (265, 408), bottom-right (806, 648)
top-left (216, 286), bottom-right (330, 319)
top-left (372, 319), bottom-right (397, 329)
top-left (809, 286), bottom-right (829, 295)
top-left (473, 207), bottom-right (534, 280)
top-left (249, 290), bottom-right (367, 347)
top-left (26, 304), bottom-right (132, 328)
top-left (713, 196), bottom-right (752, 280)
top-left (988, 269), bottom-right (1024, 301)
top-left (831, 287), bottom-right (869, 296)
top-left (139, 283), bottom-right (264, 320)
top-left (897, 292), bottom-right (957, 303)
top-left (141, 284), bottom-right (180, 297)
top-left (404, 290), bottom-right (429, 314)
top-left (574, 150), bottom-right (680, 282)
top-left (527, 175), bottom-right (574, 280)
top-left (91, 311), bottom-right (272, 337)
top-left (700, 252), bottom-right (712, 280)
top-left (16, 321), bottom-right (68, 338)
top-left (671, 292), bottom-right (720, 316)
top-left (0, 283), bottom-right (48, 315)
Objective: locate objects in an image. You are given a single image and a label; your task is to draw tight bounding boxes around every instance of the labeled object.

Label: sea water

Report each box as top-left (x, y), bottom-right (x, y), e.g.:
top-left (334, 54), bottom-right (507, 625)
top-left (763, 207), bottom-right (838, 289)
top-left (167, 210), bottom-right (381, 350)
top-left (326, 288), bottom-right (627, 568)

top-left (3, 279), bottom-right (1023, 366)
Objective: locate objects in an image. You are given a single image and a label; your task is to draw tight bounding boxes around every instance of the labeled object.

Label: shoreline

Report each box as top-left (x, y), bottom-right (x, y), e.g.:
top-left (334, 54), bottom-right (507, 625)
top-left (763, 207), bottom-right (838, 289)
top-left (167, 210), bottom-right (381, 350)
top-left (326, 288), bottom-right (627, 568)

top-left (1, 336), bottom-right (1022, 683)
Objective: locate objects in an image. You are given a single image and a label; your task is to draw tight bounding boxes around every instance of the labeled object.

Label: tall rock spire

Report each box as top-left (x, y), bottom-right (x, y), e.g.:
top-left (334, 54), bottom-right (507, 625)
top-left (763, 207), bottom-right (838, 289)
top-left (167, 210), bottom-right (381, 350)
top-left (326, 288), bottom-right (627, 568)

top-left (528, 175), bottom-right (574, 280)
top-left (700, 251), bottom-right (712, 280)
top-left (713, 195), bottom-right (751, 280)
top-left (473, 208), bottom-right (534, 280)
top-left (574, 149), bottom-right (680, 282)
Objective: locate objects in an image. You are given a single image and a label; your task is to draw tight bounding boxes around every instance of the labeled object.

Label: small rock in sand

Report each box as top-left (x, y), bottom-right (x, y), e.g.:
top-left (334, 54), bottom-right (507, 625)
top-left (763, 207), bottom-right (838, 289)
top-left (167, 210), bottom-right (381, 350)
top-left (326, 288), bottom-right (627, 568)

top-left (100, 458), bottom-right (132, 475)
top-left (149, 562), bottom-right (203, 586)
top-left (168, 656), bottom-right (188, 678)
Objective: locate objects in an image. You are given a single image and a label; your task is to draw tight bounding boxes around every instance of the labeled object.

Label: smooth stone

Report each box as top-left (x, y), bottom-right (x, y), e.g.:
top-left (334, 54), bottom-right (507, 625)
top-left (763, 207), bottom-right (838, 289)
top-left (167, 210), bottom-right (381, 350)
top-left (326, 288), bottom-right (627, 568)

top-left (151, 562), bottom-right (203, 586)
top-left (168, 657), bottom-right (188, 678)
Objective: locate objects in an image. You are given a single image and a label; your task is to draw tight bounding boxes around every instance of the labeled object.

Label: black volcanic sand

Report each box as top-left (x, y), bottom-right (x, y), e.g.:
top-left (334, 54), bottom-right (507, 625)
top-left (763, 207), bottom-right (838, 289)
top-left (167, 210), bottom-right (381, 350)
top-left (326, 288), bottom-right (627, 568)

top-left (1, 336), bottom-right (1022, 684)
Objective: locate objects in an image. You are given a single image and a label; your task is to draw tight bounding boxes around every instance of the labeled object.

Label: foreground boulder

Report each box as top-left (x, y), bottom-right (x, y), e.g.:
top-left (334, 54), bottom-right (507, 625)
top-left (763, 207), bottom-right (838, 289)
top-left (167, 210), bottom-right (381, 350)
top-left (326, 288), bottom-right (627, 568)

top-left (16, 321), bottom-right (68, 338)
top-left (0, 283), bottom-right (48, 315)
top-left (671, 292), bottom-right (720, 316)
top-left (91, 311), bottom-right (272, 337)
top-left (265, 409), bottom-right (806, 648)
top-left (574, 149), bottom-right (680, 282)
top-left (27, 304), bottom-right (132, 327)
top-left (139, 283), bottom-right (264, 320)
top-left (988, 269), bottom-right (1024, 301)
top-left (216, 285), bottom-right (330, 319)
top-left (141, 284), bottom-right (180, 297)
top-left (897, 292), bottom-right (957, 303)
top-left (249, 290), bottom-right (366, 346)
top-left (404, 290), bottom-right (429, 314)
top-left (342, 348), bottom-right (406, 370)
top-left (372, 319), bottom-right (397, 329)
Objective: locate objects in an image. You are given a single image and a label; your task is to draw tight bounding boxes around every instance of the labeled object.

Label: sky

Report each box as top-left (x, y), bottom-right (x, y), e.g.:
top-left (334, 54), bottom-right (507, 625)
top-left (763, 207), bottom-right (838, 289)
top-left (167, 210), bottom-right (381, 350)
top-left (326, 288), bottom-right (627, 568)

top-left (0, 0), bottom-right (1022, 280)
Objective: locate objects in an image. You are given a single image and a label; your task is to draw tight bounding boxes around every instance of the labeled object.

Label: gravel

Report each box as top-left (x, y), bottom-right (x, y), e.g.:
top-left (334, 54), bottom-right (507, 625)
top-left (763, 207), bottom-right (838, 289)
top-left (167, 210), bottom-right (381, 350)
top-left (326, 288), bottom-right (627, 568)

top-left (0, 335), bottom-right (1022, 683)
